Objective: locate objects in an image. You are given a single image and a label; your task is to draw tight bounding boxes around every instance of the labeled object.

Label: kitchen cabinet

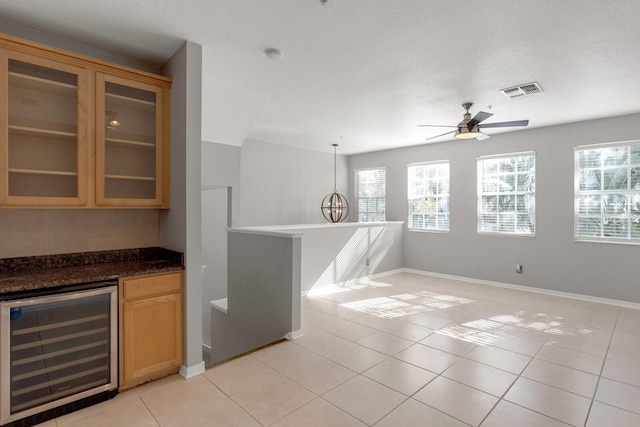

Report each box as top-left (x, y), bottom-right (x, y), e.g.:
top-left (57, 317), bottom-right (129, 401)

top-left (96, 73), bottom-right (169, 207)
top-left (119, 271), bottom-right (183, 389)
top-left (0, 34), bottom-right (171, 208)
top-left (0, 49), bottom-right (90, 206)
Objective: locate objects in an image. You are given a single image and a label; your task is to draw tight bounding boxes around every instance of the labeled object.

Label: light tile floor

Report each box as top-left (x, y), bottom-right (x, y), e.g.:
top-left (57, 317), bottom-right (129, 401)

top-left (45, 272), bottom-right (640, 426)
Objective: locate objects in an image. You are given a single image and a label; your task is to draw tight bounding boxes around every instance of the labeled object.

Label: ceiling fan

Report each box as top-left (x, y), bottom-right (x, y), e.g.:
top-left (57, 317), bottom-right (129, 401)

top-left (418, 102), bottom-right (529, 141)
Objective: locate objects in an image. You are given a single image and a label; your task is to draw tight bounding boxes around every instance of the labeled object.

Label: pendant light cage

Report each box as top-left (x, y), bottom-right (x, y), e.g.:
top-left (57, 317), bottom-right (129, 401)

top-left (321, 144), bottom-right (350, 223)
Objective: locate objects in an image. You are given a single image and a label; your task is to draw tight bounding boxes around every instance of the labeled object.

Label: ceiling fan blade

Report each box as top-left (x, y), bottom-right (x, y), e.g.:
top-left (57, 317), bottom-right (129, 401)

top-left (426, 130), bottom-right (457, 141)
top-left (478, 119), bottom-right (529, 129)
top-left (476, 133), bottom-right (490, 141)
top-left (467, 111), bottom-right (493, 129)
top-left (417, 124), bottom-right (457, 128)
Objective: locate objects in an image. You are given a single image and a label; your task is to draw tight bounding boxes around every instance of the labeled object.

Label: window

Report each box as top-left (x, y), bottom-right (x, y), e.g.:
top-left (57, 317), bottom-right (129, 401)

top-left (408, 161), bottom-right (450, 231)
top-left (477, 152), bottom-right (535, 235)
top-left (355, 167), bottom-right (386, 222)
top-left (575, 141), bottom-right (640, 242)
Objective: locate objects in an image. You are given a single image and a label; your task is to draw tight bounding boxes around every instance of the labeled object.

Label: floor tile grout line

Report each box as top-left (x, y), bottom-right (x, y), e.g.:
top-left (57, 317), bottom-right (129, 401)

top-left (304, 293), bottom-right (469, 426)
top-left (261, 310), bottom-right (414, 424)
top-left (223, 374), bottom-right (305, 427)
top-left (123, 394), bottom-right (161, 427)
top-left (476, 320), bottom-right (556, 427)
top-left (582, 308), bottom-right (621, 427)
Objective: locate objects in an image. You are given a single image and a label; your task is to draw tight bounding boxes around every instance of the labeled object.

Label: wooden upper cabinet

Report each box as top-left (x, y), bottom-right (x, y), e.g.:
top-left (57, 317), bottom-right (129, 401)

top-left (96, 74), bottom-right (169, 207)
top-left (0, 50), bottom-right (89, 206)
top-left (0, 34), bottom-right (171, 208)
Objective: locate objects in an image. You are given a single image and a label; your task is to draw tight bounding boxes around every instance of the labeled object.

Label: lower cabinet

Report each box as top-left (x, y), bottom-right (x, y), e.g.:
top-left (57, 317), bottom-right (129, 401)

top-left (119, 271), bottom-right (183, 389)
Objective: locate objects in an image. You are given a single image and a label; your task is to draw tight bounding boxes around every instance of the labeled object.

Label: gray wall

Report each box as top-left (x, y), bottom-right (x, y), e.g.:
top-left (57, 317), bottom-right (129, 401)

top-left (159, 41), bottom-right (204, 374)
top-left (202, 142), bottom-right (241, 225)
top-left (349, 113), bottom-right (640, 303)
top-left (211, 230), bottom-right (301, 365)
top-left (239, 138), bottom-right (349, 226)
top-left (201, 141), bottom-right (241, 348)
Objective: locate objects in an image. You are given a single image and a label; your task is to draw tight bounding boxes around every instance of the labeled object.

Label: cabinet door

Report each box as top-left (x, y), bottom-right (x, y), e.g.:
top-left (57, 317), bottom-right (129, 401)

top-left (95, 73), bottom-right (168, 207)
top-left (122, 292), bottom-right (183, 384)
top-left (0, 50), bottom-right (89, 206)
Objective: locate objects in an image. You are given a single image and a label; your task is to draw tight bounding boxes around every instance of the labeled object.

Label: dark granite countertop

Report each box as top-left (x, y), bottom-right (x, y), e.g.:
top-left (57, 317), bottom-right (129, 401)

top-left (0, 247), bottom-right (183, 295)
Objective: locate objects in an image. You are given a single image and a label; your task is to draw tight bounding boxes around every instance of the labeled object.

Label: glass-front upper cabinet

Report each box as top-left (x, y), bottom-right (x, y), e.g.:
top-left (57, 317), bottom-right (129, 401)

top-left (0, 51), bottom-right (89, 206)
top-left (95, 74), bottom-right (167, 207)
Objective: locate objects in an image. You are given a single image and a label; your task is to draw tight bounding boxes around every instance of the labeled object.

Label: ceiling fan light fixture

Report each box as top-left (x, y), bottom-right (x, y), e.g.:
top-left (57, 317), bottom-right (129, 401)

top-left (455, 125), bottom-right (480, 139)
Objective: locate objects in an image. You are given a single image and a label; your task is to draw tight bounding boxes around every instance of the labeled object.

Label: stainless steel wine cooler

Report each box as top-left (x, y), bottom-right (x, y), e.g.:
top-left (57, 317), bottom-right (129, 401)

top-left (0, 282), bottom-right (118, 426)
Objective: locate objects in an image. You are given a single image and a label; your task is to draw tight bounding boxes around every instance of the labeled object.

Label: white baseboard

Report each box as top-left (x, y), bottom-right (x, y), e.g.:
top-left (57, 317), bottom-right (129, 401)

top-left (399, 268), bottom-right (640, 310)
top-left (301, 269), bottom-right (406, 297)
top-left (179, 361), bottom-right (205, 379)
top-left (202, 343), bottom-right (211, 365)
top-left (370, 268), bottom-right (405, 280)
top-left (285, 329), bottom-right (304, 340)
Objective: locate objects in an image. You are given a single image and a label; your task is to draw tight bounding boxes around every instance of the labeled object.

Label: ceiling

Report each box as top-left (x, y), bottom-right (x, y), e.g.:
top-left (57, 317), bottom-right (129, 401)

top-left (2, 0), bottom-right (640, 154)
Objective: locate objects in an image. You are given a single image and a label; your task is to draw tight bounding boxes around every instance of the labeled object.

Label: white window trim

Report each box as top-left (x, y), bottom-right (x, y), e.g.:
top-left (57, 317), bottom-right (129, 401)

top-left (575, 139), bottom-right (640, 151)
top-left (574, 140), bottom-right (640, 244)
top-left (407, 160), bottom-right (450, 233)
top-left (355, 167), bottom-right (386, 223)
top-left (477, 151), bottom-right (536, 237)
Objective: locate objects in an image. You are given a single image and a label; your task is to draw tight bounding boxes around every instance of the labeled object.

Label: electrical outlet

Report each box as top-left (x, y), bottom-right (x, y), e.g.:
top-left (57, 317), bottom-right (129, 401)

top-left (516, 264), bottom-right (523, 274)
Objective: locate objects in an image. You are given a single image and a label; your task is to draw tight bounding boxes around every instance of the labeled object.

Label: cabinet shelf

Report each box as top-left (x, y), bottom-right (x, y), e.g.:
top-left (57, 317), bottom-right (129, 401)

top-left (8, 71), bottom-right (76, 95)
top-left (9, 168), bottom-right (77, 177)
top-left (105, 174), bottom-right (155, 181)
top-left (105, 137), bottom-right (155, 149)
top-left (12, 341), bottom-right (108, 367)
top-left (12, 353), bottom-right (108, 382)
top-left (9, 124), bottom-right (77, 139)
top-left (106, 92), bottom-right (155, 108)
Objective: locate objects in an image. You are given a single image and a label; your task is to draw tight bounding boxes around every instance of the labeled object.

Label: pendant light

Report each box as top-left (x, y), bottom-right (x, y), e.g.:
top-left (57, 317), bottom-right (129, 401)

top-left (321, 143), bottom-right (349, 223)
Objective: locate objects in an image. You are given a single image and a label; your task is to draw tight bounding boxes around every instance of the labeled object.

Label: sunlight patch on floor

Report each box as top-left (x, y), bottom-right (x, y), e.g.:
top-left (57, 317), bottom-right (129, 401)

top-left (321, 277), bottom-right (597, 345)
top-left (306, 279), bottom-right (392, 297)
top-left (339, 291), bottom-right (476, 319)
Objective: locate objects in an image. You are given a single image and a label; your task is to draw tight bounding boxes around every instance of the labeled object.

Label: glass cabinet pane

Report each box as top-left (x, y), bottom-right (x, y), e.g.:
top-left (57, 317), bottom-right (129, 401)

top-left (7, 59), bottom-right (79, 198)
top-left (103, 80), bottom-right (158, 200)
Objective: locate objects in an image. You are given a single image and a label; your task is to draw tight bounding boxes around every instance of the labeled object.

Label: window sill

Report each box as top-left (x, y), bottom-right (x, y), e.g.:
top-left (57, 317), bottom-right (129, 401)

top-left (575, 238), bottom-right (640, 246)
top-left (407, 228), bottom-right (449, 234)
top-left (477, 232), bottom-right (536, 239)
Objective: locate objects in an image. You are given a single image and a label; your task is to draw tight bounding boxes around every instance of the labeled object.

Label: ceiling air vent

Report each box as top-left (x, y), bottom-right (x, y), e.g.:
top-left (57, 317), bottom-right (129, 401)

top-left (500, 82), bottom-right (544, 99)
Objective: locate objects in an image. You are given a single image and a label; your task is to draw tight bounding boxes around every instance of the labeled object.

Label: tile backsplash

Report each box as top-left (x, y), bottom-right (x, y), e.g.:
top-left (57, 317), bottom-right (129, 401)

top-left (0, 209), bottom-right (159, 258)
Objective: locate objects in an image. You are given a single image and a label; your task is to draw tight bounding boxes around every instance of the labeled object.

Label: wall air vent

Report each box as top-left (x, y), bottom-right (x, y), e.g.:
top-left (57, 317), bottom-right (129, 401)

top-left (500, 82), bottom-right (544, 99)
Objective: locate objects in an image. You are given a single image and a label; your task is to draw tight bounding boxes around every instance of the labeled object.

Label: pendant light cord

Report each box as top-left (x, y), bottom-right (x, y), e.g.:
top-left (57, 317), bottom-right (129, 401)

top-left (333, 144), bottom-right (337, 192)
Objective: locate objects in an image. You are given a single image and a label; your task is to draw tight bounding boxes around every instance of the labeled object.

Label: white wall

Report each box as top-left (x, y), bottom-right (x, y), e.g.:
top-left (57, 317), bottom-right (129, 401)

top-left (349, 113), bottom-right (640, 303)
top-left (265, 222), bottom-right (404, 294)
top-left (239, 138), bottom-right (349, 226)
